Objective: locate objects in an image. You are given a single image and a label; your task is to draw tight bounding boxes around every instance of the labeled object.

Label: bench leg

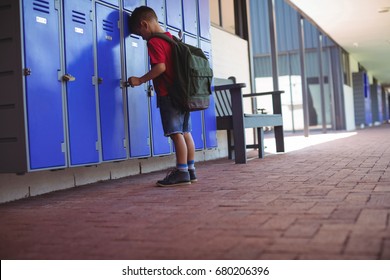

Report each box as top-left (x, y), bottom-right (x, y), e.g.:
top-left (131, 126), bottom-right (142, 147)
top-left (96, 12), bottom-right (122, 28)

top-left (227, 130), bottom-right (233, 160)
top-left (232, 126), bottom-right (246, 164)
top-left (274, 126), bottom-right (285, 153)
top-left (257, 127), bottom-right (265, 158)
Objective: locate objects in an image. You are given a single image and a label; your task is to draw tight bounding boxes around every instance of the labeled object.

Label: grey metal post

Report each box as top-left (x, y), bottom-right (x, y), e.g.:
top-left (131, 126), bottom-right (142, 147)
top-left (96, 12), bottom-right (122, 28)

top-left (268, 0), bottom-right (284, 152)
top-left (318, 33), bottom-right (327, 133)
top-left (298, 15), bottom-right (309, 137)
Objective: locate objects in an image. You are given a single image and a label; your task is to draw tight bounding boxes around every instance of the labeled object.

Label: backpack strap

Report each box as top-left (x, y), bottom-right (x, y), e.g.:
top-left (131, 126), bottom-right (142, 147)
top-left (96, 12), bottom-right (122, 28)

top-left (148, 32), bottom-right (179, 45)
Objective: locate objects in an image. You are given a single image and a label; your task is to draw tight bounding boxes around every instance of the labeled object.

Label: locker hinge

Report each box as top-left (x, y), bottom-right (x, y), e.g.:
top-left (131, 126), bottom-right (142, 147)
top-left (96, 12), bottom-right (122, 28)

top-left (90, 11), bottom-right (94, 21)
top-left (146, 137), bottom-right (150, 146)
top-left (61, 142), bottom-right (66, 153)
top-left (54, 0), bottom-right (60, 10)
top-left (92, 76), bottom-right (103, 85)
top-left (123, 139), bottom-right (127, 149)
top-left (57, 70), bottom-right (62, 81)
top-left (95, 141), bottom-right (100, 151)
top-left (117, 21), bottom-right (120, 29)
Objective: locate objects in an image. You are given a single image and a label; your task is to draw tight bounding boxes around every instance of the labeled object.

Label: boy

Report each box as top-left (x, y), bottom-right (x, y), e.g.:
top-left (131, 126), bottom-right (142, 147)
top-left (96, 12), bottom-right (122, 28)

top-left (127, 6), bottom-right (196, 187)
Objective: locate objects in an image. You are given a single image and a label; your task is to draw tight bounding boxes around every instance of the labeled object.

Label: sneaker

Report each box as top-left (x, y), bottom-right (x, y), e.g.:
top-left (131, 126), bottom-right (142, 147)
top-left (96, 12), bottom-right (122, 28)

top-left (156, 169), bottom-right (191, 187)
top-left (189, 169), bottom-right (197, 183)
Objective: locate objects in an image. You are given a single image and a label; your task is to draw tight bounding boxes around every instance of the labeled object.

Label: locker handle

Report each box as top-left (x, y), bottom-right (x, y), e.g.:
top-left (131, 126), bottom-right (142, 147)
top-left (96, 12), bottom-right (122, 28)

top-left (62, 74), bottom-right (76, 82)
top-left (23, 68), bottom-right (32, 76)
top-left (147, 85), bottom-right (154, 97)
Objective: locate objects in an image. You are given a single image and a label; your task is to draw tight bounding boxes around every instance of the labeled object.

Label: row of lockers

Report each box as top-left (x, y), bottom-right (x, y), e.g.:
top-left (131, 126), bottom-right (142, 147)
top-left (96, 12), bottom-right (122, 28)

top-left (121, 0), bottom-right (210, 39)
top-left (352, 72), bottom-right (387, 126)
top-left (0, 0), bottom-right (217, 173)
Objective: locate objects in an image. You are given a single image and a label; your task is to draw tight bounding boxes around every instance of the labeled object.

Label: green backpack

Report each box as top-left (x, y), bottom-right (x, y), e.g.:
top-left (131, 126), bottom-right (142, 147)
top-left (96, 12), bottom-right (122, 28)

top-left (149, 33), bottom-right (213, 111)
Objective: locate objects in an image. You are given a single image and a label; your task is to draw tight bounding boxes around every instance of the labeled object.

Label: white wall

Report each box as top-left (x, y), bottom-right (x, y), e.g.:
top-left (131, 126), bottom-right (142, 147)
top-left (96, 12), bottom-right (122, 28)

top-left (210, 26), bottom-right (255, 144)
top-left (343, 85), bottom-right (356, 131)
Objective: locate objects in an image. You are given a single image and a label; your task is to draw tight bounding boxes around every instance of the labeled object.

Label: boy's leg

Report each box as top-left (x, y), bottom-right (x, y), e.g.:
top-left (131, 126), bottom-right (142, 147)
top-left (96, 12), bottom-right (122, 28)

top-left (156, 133), bottom-right (190, 187)
top-left (170, 133), bottom-right (188, 168)
top-left (156, 96), bottom-right (191, 186)
top-left (184, 132), bottom-right (197, 182)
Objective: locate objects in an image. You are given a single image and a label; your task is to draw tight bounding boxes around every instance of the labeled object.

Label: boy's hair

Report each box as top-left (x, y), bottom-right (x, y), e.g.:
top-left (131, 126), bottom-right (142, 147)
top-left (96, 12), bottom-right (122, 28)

top-left (128, 6), bottom-right (158, 34)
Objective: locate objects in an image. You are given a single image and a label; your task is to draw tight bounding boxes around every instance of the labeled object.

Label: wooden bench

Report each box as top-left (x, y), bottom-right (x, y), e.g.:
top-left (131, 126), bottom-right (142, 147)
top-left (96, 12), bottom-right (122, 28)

top-left (213, 78), bottom-right (285, 163)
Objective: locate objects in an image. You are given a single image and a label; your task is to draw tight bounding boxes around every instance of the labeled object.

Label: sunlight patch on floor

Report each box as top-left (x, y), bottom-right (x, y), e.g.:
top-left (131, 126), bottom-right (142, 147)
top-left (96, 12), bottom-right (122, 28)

top-left (264, 131), bottom-right (358, 154)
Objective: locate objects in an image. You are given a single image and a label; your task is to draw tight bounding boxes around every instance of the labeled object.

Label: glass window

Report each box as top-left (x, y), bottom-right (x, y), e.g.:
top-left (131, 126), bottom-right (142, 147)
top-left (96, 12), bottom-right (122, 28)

top-left (221, 0), bottom-right (235, 34)
top-left (210, 0), bottom-right (220, 26)
top-left (210, 0), bottom-right (235, 34)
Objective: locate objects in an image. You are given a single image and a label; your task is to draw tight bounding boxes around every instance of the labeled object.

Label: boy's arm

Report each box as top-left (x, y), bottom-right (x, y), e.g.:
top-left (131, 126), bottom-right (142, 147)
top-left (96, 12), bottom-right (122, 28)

top-left (128, 63), bottom-right (166, 87)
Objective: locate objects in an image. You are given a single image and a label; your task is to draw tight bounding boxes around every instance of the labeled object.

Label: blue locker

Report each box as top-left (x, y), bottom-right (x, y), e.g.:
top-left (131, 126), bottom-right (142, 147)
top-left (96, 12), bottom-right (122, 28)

top-left (123, 0), bottom-right (145, 12)
top-left (22, 0), bottom-right (66, 169)
top-left (182, 0), bottom-right (198, 35)
top-left (184, 35), bottom-right (204, 150)
top-left (124, 13), bottom-right (151, 158)
top-left (165, 0), bottom-right (182, 30)
top-left (96, 4), bottom-right (127, 161)
top-left (146, 0), bottom-right (165, 23)
top-left (198, 0), bottom-right (210, 40)
top-left (100, 0), bottom-right (119, 7)
top-left (200, 39), bottom-right (217, 148)
top-left (64, 0), bottom-right (99, 165)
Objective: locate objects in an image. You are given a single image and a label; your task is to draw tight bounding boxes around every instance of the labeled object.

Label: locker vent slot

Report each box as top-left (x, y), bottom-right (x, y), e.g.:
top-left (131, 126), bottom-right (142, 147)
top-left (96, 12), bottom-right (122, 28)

top-left (0, 4), bottom-right (12, 11)
top-left (0, 70), bottom-right (14, 77)
top-left (33, 0), bottom-right (50, 14)
top-left (72, 10), bottom-right (86, 25)
top-left (0, 137), bottom-right (17, 143)
top-left (0, 37), bottom-right (13, 43)
top-left (102, 20), bottom-right (114, 33)
top-left (0, 104), bottom-right (15, 110)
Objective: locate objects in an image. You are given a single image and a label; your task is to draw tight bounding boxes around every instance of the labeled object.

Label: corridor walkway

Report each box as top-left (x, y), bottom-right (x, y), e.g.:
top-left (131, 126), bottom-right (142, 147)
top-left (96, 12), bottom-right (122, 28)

top-left (1, 125), bottom-right (390, 259)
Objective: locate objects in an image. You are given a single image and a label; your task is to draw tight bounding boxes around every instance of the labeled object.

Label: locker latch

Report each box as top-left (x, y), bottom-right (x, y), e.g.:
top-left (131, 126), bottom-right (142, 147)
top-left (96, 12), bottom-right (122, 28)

top-left (23, 68), bottom-right (32, 76)
top-left (62, 74), bottom-right (76, 82)
top-left (121, 80), bottom-right (130, 88)
top-left (147, 85), bottom-right (154, 97)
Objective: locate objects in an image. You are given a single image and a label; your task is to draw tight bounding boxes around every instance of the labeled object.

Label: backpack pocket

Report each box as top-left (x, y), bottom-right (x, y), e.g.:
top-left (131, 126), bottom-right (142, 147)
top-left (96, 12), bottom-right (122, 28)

top-left (190, 67), bottom-right (213, 96)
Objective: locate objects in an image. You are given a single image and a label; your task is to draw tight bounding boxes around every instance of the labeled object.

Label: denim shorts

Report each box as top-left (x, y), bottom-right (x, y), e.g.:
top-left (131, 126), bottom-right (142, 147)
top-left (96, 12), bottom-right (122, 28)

top-left (158, 96), bottom-right (191, 136)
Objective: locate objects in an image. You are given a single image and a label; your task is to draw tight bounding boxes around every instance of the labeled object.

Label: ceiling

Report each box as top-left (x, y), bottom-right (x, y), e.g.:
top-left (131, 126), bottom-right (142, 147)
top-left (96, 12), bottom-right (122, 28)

top-left (287, 0), bottom-right (390, 91)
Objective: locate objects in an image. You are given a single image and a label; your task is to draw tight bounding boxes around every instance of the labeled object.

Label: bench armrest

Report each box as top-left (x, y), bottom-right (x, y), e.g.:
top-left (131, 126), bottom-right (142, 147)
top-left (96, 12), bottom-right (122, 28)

top-left (213, 83), bottom-right (246, 92)
top-left (243, 90), bottom-right (284, 98)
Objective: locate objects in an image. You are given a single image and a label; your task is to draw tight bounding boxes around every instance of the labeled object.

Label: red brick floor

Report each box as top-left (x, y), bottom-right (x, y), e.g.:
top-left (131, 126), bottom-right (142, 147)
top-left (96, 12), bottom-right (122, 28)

top-left (1, 125), bottom-right (390, 260)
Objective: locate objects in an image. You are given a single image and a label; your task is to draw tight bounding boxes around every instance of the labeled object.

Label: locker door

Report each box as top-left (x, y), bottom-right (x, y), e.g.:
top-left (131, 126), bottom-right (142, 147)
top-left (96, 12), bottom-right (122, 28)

top-left (22, 0), bottom-right (65, 170)
top-left (184, 35), bottom-right (204, 150)
top-left (100, 0), bottom-right (119, 7)
top-left (64, 0), bottom-right (99, 165)
top-left (123, 0), bottom-right (145, 12)
top-left (165, 0), bottom-right (182, 29)
top-left (146, 0), bottom-right (165, 23)
top-left (96, 5), bottom-right (126, 161)
top-left (124, 13), bottom-right (151, 158)
top-left (150, 92), bottom-right (171, 156)
top-left (182, 0), bottom-right (198, 35)
top-left (198, 0), bottom-right (210, 40)
top-left (200, 40), bottom-right (217, 148)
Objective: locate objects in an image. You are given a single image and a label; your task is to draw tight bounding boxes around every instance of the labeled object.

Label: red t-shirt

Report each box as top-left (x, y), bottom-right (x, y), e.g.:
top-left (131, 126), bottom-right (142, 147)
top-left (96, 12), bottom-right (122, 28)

top-left (147, 32), bottom-right (174, 97)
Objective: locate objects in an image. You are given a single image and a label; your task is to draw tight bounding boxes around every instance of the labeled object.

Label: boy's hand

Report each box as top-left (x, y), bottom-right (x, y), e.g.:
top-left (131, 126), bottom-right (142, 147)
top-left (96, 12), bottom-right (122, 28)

top-left (128, 77), bottom-right (142, 87)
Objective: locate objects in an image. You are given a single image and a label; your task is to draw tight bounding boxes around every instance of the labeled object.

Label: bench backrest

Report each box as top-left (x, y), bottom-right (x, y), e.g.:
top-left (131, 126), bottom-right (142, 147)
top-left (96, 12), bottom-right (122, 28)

top-left (213, 78), bottom-right (234, 117)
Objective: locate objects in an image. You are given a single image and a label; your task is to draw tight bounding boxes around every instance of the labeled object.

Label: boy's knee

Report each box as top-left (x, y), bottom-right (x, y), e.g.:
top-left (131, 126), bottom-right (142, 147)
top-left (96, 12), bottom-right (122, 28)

top-left (169, 133), bottom-right (183, 140)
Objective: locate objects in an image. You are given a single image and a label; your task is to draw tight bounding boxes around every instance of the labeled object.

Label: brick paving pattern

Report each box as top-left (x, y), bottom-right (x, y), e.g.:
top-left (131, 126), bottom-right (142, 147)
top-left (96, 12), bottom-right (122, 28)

top-left (0, 125), bottom-right (390, 259)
